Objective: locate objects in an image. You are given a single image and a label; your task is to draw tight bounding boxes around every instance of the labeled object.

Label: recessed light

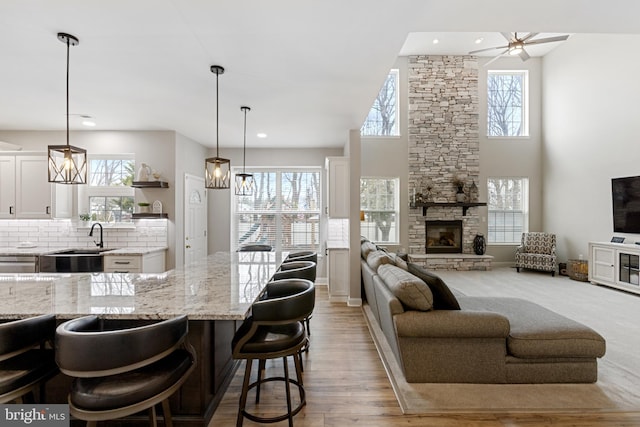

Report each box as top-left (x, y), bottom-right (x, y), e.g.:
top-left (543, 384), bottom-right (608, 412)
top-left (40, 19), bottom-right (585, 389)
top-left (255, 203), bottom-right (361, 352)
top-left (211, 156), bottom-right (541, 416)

top-left (475, 37), bottom-right (484, 44)
top-left (256, 133), bottom-right (267, 139)
top-left (432, 39), bottom-right (439, 45)
top-left (80, 115), bottom-right (96, 127)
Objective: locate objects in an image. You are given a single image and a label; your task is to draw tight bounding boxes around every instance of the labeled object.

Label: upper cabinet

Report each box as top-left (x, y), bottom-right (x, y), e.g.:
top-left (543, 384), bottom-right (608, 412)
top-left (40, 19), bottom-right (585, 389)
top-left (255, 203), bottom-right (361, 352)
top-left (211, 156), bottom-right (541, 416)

top-left (0, 153), bottom-right (71, 219)
top-left (325, 156), bottom-right (350, 218)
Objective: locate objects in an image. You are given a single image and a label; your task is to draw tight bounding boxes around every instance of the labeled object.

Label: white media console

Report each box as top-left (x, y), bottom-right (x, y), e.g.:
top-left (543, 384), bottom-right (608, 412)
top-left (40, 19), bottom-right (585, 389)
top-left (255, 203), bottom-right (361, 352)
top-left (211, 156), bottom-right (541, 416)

top-left (589, 241), bottom-right (640, 295)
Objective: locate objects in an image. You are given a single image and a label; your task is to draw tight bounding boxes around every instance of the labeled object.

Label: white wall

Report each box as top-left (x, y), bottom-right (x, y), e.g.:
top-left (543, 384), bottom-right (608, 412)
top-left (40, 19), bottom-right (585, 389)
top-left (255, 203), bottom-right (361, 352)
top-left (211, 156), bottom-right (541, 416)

top-left (478, 56), bottom-right (544, 265)
top-left (542, 34), bottom-right (640, 260)
top-left (361, 57), bottom-right (409, 253)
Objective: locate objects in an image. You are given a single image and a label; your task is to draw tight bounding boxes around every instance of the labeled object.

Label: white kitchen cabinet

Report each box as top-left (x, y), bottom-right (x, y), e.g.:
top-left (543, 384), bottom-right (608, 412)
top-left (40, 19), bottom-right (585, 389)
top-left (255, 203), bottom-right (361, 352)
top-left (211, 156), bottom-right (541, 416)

top-left (325, 157), bottom-right (349, 218)
top-left (0, 156), bottom-right (16, 219)
top-left (0, 153), bottom-right (71, 219)
top-left (104, 251), bottom-right (166, 273)
top-left (327, 248), bottom-right (349, 301)
top-left (589, 241), bottom-right (640, 295)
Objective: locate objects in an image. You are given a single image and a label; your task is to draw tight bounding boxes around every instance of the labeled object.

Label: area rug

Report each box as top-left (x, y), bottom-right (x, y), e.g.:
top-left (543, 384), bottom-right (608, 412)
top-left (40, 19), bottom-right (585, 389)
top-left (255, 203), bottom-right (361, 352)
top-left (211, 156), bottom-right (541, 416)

top-left (363, 267), bottom-right (640, 414)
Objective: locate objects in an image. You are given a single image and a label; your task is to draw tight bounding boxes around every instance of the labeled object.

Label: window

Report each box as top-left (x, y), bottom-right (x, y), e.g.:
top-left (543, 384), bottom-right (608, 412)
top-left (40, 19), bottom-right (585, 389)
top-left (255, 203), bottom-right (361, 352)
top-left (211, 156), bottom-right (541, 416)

top-left (81, 155), bottom-right (135, 222)
top-left (487, 177), bottom-right (529, 244)
top-left (360, 177), bottom-right (400, 244)
top-left (487, 70), bottom-right (529, 137)
top-left (232, 168), bottom-right (321, 252)
top-left (361, 69), bottom-right (399, 136)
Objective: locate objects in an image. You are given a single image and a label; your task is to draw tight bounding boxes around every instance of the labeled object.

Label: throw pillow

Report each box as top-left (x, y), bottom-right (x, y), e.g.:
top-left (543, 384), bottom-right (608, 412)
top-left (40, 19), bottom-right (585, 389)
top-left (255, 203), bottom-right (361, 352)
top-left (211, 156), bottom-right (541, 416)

top-left (407, 263), bottom-right (461, 310)
top-left (366, 250), bottom-right (395, 271)
top-left (394, 256), bottom-right (408, 271)
top-left (378, 264), bottom-right (433, 311)
top-left (361, 241), bottom-right (377, 260)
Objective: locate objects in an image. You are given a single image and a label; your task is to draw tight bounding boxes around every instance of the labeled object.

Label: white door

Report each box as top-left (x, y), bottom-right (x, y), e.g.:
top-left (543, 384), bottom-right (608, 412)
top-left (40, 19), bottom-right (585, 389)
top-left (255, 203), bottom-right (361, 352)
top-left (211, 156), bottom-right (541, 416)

top-left (184, 174), bottom-right (207, 266)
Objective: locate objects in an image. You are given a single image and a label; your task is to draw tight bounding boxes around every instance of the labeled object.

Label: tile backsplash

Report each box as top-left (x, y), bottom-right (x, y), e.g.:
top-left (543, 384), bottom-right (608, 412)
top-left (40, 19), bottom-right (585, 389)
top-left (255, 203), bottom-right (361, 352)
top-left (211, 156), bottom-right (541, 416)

top-left (0, 219), bottom-right (168, 249)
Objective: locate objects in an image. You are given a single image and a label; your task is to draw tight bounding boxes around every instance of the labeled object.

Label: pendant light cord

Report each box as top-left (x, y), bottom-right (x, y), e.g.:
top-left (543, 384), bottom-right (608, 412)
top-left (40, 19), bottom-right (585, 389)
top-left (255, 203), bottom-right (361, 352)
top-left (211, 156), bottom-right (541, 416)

top-left (66, 37), bottom-right (70, 147)
top-left (215, 71), bottom-right (219, 157)
top-left (242, 107), bottom-right (247, 174)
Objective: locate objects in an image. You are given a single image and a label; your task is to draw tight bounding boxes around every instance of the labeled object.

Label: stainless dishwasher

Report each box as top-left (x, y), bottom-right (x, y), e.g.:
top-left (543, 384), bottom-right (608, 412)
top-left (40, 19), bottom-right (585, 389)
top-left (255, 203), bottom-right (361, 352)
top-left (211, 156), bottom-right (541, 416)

top-left (0, 255), bottom-right (39, 273)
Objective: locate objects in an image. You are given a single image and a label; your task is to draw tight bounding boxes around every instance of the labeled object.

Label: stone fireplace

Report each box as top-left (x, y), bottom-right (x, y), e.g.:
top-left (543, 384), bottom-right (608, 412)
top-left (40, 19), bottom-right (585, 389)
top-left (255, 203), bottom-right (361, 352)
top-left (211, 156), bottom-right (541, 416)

top-left (407, 55), bottom-right (490, 270)
top-left (426, 220), bottom-right (462, 253)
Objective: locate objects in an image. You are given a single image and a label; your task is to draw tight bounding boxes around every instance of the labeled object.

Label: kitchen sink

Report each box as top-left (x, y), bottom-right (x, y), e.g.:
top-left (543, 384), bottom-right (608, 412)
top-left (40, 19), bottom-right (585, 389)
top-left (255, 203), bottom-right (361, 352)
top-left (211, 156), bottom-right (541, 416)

top-left (39, 248), bottom-right (115, 273)
top-left (52, 249), bottom-right (111, 255)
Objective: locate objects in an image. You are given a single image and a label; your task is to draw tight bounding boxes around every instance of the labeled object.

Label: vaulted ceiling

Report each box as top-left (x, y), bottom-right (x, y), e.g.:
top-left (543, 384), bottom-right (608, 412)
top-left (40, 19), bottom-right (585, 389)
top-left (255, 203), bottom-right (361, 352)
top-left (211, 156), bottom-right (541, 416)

top-left (1, 1), bottom-right (639, 149)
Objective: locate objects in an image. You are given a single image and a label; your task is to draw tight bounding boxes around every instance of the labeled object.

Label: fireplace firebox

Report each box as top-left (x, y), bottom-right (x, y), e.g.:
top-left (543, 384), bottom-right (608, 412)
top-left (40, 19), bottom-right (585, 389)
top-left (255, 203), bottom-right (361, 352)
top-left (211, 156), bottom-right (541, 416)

top-left (425, 220), bottom-right (463, 253)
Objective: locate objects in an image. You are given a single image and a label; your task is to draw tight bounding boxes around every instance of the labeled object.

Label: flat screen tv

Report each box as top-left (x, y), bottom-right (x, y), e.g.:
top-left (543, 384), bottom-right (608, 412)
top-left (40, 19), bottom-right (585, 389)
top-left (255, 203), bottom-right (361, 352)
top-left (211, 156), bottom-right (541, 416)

top-left (612, 175), bottom-right (640, 234)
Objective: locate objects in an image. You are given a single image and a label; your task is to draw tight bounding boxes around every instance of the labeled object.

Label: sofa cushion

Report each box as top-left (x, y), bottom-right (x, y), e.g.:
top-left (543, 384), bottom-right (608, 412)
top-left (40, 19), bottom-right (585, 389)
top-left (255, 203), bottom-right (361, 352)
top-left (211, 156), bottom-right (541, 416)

top-left (366, 250), bottom-right (394, 271)
top-left (407, 263), bottom-right (461, 310)
top-left (361, 242), bottom-right (377, 260)
top-left (459, 297), bottom-right (606, 359)
top-left (378, 264), bottom-right (433, 311)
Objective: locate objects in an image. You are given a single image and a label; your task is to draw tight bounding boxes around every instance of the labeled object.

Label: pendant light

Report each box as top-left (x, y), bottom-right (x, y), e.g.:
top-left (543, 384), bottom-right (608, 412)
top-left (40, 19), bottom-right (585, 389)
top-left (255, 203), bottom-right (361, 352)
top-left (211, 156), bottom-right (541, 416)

top-left (48, 32), bottom-right (87, 184)
top-left (205, 65), bottom-right (231, 189)
top-left (235, 106), bottom-right (255, 196)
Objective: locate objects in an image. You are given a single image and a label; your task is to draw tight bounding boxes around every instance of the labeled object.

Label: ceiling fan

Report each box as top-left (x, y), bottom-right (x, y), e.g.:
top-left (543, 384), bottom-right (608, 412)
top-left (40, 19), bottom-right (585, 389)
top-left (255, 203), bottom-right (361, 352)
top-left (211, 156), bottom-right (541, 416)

top-left (469, 32), bottom-right (569, 65)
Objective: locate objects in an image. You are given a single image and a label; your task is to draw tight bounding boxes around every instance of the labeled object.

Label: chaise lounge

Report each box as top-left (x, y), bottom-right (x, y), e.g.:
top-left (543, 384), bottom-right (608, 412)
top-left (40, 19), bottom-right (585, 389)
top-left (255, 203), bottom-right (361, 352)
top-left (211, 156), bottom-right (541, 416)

top-left (360, 240), bottom-right (606, 383)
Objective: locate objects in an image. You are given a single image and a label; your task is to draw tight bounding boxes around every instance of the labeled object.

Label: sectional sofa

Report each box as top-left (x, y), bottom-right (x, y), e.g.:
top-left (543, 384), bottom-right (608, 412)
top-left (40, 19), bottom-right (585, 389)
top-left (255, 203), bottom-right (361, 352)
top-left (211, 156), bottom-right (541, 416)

top-left (360, 240), bottom-right (606, 383)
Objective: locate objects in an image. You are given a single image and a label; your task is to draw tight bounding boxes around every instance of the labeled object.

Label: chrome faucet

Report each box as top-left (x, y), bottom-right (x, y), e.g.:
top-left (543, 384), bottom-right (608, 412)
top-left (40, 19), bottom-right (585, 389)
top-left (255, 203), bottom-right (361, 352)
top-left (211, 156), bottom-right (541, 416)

top-left (89, 223), bottom-right (104, 248)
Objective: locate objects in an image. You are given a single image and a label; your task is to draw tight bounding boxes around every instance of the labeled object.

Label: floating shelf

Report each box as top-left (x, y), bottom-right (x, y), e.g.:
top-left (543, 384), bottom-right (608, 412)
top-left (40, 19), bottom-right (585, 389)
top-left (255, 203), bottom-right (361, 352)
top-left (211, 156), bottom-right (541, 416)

top-left (131, 181), bottom-right (169, 188)
top-left (412, 202), bottom-right (487, 216)
top-left (132, 213), bottom-right (168, 219)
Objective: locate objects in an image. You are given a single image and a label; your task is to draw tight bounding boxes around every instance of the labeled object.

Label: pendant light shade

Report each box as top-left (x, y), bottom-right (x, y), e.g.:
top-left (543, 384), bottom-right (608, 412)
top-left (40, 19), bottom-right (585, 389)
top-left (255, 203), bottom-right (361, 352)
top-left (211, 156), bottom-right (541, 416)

top-left (205, 65), bottom-right (231, 189)
top-left (48, 33), bottom-right (87, 184)
top-left (235, 106), bottom-right (255, 196)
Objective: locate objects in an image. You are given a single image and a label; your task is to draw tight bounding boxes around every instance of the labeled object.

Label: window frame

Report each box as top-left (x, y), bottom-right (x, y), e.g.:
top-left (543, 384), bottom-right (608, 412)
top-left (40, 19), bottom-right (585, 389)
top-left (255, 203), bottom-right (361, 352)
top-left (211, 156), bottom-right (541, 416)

top-left (78, 154), bottom-right (135, 223)
top-left (231, 167), bottom-right (322, 253)
top-left (361, 69), bottom-right (400, 138)
top-left (486, 177), bottom-right (529, 245)
top-left (487, 70), bottom-right (529, 138)
top-left (360, 176), bottom-right (400, 245)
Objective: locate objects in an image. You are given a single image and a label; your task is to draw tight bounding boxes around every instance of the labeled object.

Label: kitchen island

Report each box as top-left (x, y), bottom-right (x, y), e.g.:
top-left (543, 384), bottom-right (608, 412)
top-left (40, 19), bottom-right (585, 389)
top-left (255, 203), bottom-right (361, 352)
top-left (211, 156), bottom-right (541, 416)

top-left (0, 251), bottom-right (285, 426)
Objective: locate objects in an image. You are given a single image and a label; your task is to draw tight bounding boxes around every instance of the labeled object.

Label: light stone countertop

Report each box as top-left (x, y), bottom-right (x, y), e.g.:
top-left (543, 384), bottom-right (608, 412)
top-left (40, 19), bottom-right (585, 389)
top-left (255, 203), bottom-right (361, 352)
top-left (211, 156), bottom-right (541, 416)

top-left (0, 246), bottom-right (167, 257)
top-left (0, 251), bottom-right (285, 321)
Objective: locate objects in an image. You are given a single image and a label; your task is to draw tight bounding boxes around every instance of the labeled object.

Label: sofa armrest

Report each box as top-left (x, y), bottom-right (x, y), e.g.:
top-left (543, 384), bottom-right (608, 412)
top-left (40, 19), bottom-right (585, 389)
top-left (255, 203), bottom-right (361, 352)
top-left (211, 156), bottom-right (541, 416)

top-left (515, 245), bottom-right (524, 255)
top-left (394, 310), bottom-right (510, 339)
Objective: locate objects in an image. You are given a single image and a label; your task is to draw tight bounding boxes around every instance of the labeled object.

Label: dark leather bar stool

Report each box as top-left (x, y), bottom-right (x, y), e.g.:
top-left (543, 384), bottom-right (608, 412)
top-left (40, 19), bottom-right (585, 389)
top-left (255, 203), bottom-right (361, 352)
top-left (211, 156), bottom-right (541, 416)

top-left (273, 260), bottom-right (316, 344)
top-left (238, 243), bottom-right (273, 252)
top-left (283, 251), bottom-right (317, 265)
top-left (232, 278), bottom-right (315, 427)
top-left (55, 315), bottom-right (196, 427)
top-left (272, 260), bottom-right (316, 283)
top-left (0, 314), bottom-right (58, 403)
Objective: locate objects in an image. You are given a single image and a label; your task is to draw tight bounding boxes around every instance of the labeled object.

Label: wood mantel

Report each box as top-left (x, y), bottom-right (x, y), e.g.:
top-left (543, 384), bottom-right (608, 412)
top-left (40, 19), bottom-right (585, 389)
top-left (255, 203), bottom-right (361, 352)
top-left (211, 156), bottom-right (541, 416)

top-left (412, 202), bottom-right (487, 217)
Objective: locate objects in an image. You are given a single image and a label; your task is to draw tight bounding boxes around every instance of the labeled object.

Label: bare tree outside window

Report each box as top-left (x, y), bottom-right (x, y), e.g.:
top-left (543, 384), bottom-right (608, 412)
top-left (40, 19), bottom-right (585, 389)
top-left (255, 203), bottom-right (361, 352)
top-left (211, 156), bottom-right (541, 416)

top-left (361, 69), bottom-right (399, 136)
top-left (360, 177), bottom-right (399, 243)
top-left (233, 169), bottom-right (320, 252)
top-left (487, 177), bottom-right (529, 243)
top-left (487, 71), bottom-right (528, 137)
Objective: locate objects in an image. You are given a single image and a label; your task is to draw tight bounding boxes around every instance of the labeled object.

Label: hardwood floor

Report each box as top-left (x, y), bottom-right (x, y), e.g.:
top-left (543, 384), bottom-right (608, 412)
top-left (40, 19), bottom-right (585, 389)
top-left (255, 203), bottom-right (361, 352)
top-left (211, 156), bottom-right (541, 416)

top-left (209, 285), bottom-right (640, 427)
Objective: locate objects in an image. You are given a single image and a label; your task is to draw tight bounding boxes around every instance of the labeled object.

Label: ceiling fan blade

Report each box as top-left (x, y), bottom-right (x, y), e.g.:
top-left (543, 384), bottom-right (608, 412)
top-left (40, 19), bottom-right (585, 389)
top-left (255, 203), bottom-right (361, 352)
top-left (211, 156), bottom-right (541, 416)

top-left (525, 35), bottom-right (570, 45)
top-left (520, 32), bottom-right (540, 42)
top-left (469, 45), bottom-right (508, 55)
top-left (518, 49), bottom-right (530, 61)
top-left (483, 49), bottom-right (509, 67)
top-left (500, 32), bottom-right (514, 42)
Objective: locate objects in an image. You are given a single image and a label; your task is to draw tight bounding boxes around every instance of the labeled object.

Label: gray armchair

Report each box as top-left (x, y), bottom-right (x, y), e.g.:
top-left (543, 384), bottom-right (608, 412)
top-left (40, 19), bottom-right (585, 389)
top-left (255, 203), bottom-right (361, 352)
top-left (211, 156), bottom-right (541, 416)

top-left (515, 232), bottom-right (557, 276)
